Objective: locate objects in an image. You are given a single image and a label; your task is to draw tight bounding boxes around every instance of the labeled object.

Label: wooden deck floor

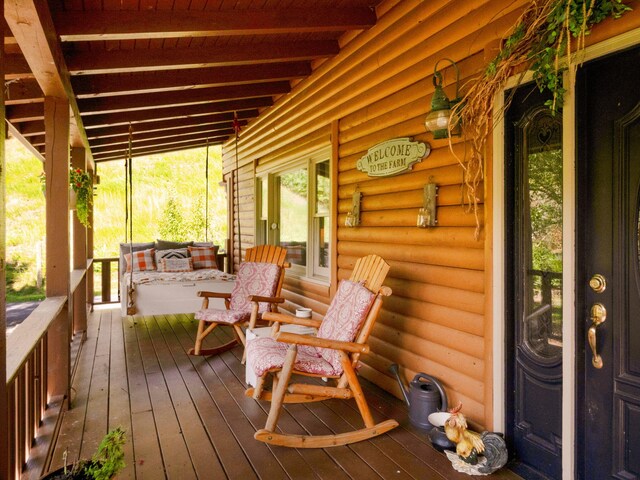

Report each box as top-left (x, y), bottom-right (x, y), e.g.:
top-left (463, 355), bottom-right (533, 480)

top-left (46, 306), bottom-right (521, 480)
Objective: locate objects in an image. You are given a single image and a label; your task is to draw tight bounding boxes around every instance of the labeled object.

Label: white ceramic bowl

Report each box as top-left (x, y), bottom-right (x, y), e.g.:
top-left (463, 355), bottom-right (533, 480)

top-left (428, 411), bottom-right (451, 427)
top-left (295, 308), bottom-right (312, 318)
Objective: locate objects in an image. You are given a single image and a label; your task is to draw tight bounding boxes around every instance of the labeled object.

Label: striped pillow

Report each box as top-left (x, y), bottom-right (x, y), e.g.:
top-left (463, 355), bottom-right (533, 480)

top-left (161, 257), bottom-right (193, 272)
top-left (188, 246), bottom-right (219, 269)
top-left (125, 248), bottom-right (156, 272)
top-left (155, 248), bottom-right (188, 271)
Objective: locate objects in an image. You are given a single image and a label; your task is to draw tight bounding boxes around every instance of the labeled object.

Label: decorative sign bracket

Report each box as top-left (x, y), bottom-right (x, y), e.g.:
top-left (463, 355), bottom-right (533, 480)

top-left (356, 138), bottom-right (430, 177)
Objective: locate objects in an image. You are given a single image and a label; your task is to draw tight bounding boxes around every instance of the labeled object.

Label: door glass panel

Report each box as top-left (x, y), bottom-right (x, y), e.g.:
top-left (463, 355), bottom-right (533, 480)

top-left (279, 168), bottom-right (308, 267)
top-left (522, 110), bottom-right (563, 359)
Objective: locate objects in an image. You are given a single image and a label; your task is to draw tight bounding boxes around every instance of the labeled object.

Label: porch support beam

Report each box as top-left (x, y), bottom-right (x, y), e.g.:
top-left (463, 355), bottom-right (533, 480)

top-left (54, 8), bottom-right (376, 41)
top-left (71, 146), bottom-right (87, 334)
top-left (5, 0), bottom-right (91, 152)
top-left (44, 96), bottom-right (70, 403)
top-left (0, 0), bottom-right (9, 474)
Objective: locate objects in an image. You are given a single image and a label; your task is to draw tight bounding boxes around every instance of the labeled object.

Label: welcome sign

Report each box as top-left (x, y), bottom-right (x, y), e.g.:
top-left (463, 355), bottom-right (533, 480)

top-left (357, 138), bottom-right (430, 177)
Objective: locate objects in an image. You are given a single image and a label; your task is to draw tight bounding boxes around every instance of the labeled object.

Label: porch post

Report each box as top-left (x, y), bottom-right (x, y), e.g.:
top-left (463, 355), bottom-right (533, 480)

top-left (86, 162), bottom-right (94, 309)
top-left (71, 146), bottom-right (87, 333)
top-left (0, 3), bottom-right (9, 474)
top-left (44, 96), bottom-right (70, 403)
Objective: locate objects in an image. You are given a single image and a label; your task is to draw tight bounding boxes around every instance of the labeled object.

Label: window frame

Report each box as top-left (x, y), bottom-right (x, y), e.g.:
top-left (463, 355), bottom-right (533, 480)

top-left (255, 148), bottom-right (331, 282)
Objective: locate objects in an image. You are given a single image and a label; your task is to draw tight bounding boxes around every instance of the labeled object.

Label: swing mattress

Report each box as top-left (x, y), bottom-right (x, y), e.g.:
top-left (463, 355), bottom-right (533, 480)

top-left (120, 269), bottom-right (236, 317)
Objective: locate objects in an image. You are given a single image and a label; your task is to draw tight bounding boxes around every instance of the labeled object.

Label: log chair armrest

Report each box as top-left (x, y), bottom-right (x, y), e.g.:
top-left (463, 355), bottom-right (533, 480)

top-left (274, 332), bottom-right (370, 354)
top-left (262, 311), bottom-right (322, 328)
top-left (197, 291), bottom-right (232, 299)
top-left (248, 295), bottom-right (285, 304)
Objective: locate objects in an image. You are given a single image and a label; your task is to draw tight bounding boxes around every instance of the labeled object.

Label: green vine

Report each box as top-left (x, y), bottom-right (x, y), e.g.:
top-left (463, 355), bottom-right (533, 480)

top-left (70, 167), bottom-right (93, 228)
top-left (452, 0), bottom-right (633, 236)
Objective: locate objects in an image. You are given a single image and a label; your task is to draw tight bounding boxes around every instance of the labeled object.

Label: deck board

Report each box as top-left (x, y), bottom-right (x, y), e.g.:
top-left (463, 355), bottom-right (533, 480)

top-left (46, 308), bottom-right (522, 479)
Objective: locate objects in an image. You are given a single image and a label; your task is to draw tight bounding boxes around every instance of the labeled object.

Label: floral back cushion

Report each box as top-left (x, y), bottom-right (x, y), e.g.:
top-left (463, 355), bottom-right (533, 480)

top-left (316, 279), bottom-right (376, 373)
top-left (229, 262), bottom-right (281, 313)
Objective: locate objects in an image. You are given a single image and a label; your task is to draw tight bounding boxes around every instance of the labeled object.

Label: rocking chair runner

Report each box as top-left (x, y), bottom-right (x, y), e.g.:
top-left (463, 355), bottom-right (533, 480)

top-left (245, 254), bottom-right (398, 448)
top-left (188, 245), bottom-right (289, 357)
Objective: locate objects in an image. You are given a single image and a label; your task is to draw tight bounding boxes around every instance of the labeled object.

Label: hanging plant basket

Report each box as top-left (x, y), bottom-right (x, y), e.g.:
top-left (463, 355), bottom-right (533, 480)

top-left (69, 168), bottom-right (93, 228)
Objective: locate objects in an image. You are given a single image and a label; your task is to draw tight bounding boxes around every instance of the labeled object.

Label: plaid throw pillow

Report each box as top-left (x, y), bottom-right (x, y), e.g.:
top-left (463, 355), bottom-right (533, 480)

top-left (161, 257), bottom-right (193, 272)
top-left (125, 248), bottom-right (156, 272)
top-left (188, 246), bottom-right (219, 269)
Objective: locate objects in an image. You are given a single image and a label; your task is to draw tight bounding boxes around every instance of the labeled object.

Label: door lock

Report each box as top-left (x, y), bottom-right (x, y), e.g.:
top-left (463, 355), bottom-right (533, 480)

top-left (589, 274), bottom-right (607, 293)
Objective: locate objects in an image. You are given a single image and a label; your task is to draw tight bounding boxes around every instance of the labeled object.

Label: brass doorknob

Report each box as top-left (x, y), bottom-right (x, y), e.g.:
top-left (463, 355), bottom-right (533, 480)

top-left (588, 303), bottom-right (606, 369)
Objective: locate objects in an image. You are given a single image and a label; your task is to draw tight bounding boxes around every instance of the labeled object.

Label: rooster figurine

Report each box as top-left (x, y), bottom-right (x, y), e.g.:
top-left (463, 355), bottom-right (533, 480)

top-left (444, 403), bottom-right (508, 475)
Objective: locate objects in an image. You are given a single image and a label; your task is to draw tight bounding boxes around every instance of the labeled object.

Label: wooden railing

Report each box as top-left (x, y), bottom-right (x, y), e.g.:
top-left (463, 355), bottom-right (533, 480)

top-left (92, 257), bottom-right (119, 304)
top-left (5, 266), bottom-right (89, 479)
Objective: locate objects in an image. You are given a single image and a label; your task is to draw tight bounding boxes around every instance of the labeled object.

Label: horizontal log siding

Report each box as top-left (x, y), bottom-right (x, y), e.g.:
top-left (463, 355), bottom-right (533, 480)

top-left (220, 0), bottom-right (640, 428)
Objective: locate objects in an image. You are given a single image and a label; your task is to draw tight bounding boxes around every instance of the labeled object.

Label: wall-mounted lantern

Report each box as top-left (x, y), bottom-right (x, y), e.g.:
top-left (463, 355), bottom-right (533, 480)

top-left (417, 183), bottom-right (437, 228)
top-left (424, 58), bottom-right (461, 139)
top-left (345, 191), bottom-right (362, 227)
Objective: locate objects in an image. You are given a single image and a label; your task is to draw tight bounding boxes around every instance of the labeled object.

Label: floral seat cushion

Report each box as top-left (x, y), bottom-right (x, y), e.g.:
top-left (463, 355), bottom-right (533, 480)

top-left (246, 279), bottom-right (376, 377)
top-left (246, 336), bottom-right (337, 377)
top-left (195, 308), bottom-right (250, 325)
top-left (195, 261), bottom-right (281, 325)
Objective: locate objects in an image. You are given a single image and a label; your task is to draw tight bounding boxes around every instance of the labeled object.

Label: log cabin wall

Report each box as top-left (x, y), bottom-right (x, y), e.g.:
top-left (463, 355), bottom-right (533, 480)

top-left (221, 0), bottom-right (640, 429)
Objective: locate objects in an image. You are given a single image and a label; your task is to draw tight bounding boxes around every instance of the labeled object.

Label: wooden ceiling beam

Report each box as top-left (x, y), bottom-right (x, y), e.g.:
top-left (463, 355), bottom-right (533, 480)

top-left (89, 123), bottom-right (241, 149)
top-left (78, 82), bottom-right (289, 115)
top-left (72, 62), bottom-right (311, 97)
top-left (94, 139), bottom-right (223, 162)
top-left (91, 129), bottom-right (234, 155)
top-left (6, 103), bottom-right (44, 123)
top-left (86, 110), bottom-right (256, 139)
top-left (66, 40), bottom-right (339, 74)
top-left (5, 53), bottom-right (34, 80)
top-left (5, 0), bottom-right (92, 153)
top-left (54, 8), bottom-right (376, 41)
top-left (16, 120), bottom-right (45, 137)
top-left (5, 78), bottom-right (43, 105)
top-left (82, 97), bottom-right (271, 129)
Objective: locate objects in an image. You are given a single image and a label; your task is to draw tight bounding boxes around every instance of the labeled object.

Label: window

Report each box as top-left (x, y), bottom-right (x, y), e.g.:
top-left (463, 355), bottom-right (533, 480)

top-left (256, 151), bottom-right (331, 280)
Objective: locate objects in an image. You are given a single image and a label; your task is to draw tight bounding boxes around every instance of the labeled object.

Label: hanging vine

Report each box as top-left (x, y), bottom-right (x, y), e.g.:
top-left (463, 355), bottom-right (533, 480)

top-left (450, 0), bottom-right (632, 236)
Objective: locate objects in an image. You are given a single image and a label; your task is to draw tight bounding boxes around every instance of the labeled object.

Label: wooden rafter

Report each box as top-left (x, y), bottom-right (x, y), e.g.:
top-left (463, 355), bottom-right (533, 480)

top-left (71, 63), bottom-right (311, 97)
top-left (85, 110), bottom-right (256, 139)
top-left (81, 98), bottom-right (271, 128)
top-left (93, 138), bottom-right (228, 162)
top-left (66, 41), bottom-right (339, 75)
top-left (53, 8), bottom-right (376, 41)
top-left (6, 103), bottom-right (44, 123)
top-left (89, 123), bottom-right (243, 149)
top-left (91, 129), bottom-right (235, 155)
top-left (77, 82), bottom-right (290, 115)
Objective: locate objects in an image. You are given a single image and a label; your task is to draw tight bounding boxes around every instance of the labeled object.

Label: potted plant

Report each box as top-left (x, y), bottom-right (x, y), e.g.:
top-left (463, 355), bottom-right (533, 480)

top-left (41, 427), bottom-right (126, 480)
top-left (69, 168), bottom-right (93, 228)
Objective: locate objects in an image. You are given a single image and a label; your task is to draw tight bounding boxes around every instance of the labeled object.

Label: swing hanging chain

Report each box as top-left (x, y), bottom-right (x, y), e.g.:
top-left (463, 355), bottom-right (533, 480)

top-left (126, 124), bottom-right (136, 314)
top-left (205, 138), bottom-right (209, 243)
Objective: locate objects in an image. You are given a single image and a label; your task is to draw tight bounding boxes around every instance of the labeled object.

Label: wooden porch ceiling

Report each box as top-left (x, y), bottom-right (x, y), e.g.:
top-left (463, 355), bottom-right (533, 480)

top-left (3, 1), bottom-right (382, 163)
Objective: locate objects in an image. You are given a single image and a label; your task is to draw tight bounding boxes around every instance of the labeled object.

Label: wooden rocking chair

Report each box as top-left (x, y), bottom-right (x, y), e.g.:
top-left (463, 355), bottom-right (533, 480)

top-left (245, 254), bottom-right (398, 448)
top-left (188, 245), bottom-right (289, 358)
